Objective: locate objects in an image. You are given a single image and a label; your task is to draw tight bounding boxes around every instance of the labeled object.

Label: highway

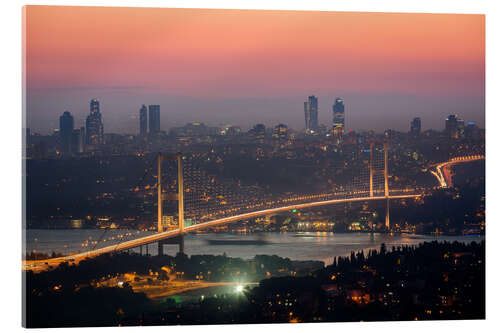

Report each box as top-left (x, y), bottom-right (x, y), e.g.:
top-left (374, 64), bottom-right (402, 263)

top-left (429, 155), bottom-right (484, 188)
top-left (23, 193), bottom-right (420, 272)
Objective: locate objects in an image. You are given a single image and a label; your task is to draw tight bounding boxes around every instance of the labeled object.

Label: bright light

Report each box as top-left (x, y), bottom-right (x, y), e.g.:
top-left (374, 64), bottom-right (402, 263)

top-left (235, 285), bottom-right (244, 293)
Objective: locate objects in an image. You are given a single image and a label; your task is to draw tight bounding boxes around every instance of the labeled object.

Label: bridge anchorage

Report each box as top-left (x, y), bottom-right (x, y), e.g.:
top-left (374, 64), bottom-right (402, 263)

top-left (157, 152), bottom-right (185, 255)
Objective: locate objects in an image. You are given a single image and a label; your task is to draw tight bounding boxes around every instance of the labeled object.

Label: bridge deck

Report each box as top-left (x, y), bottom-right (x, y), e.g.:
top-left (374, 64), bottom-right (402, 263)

top-left (23, 194), bottom-right (420, 271)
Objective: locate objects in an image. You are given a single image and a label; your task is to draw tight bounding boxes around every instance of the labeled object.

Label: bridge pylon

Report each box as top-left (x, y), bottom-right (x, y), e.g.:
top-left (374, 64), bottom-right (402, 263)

top-left (158, 235), bottom-right (184, 256)
top-left (157, 152), bottom-right (184, 233)
top-left (369, 140), bottom-right (391, 229)
top-left (384, 141), bottom-right (390, 230)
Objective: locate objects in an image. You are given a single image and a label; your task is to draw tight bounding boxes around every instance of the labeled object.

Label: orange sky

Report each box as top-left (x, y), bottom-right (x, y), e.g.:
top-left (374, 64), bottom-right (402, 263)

top-left (24, 6), bottom-right (485, 132)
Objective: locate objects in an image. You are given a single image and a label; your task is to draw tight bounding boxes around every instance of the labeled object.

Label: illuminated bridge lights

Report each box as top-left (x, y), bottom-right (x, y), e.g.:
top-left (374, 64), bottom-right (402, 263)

top-left (430, 155), bottom-right (484, 188)
top-left (25, 153), bottom-right (462, 271)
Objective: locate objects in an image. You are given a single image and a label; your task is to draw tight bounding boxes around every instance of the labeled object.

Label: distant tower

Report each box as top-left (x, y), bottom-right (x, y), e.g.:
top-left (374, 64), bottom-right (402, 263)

top-left (445, 114), bottom-right (459, 139)
top-left (139, 105), bottom-right (148, 136)
top-left (59, 111), bottom-right (74, 153)
top-left (77, 126), bottom-right (85, 152)
top-left (86, 98), bottom-right (104, 147)
top-left (304, 95), bottom-right (318, 134)
top-left (332, 98), bottom-right (345, 143)
top-left (410, 117), bottom-right (421, 137)
top-left (148, 105), bottom-right (161, 135)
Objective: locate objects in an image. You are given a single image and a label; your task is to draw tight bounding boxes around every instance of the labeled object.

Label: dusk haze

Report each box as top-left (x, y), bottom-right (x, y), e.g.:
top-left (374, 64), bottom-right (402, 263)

top-left (25, 6), bottom-right (484, 133)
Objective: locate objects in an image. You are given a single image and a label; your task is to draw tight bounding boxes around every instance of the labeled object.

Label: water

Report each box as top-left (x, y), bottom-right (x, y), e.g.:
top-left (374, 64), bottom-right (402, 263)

top-left (24, 229), bottom-right (483, 265)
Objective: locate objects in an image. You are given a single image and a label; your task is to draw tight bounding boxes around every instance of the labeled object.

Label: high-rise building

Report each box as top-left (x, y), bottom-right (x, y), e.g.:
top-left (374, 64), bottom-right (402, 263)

top-left (148, 105), bottom-right (161, 135)
top-left (304, 95), bottom-right (318, 134)
top-left (250, 124), bottom-right (266, 143)
top-left (86, 98), bottom-right (104, 147)
top-left (465, 122), bottom-right (478, 139)
top-left (457, 119), bottom-right (465, 139)
top-left (410, 117), bottom-right (421, 137)
top-left (445, 114), bottom-right (460, 139)
top-left (273, 124), bottom-right (288, 140)
top-left (78, 126), bottom-right (85, 152)
top-left (332, 98), bottom-right (345, 142)
top-left (71, 127), bottom-right (85, 153)
top-left (139, 105), bottom-right (148, 136)
top-left (59, 111), bottom-right (74, 153)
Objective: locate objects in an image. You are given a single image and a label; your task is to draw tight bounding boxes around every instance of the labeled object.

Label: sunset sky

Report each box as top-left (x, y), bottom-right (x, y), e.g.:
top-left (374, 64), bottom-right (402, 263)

top-left (25, 6), bottom-right (485, 133)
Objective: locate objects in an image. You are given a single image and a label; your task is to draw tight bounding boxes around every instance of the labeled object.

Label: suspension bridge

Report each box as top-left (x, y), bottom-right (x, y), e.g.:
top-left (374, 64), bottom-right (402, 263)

top-left (23, 143), bottom-right (482, 272)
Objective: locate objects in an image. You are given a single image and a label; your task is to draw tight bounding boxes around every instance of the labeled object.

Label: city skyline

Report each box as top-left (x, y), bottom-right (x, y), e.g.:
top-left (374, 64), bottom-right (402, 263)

top-left (30, 95), bottom-right (484, 136)
top-left (25, 6), bottom-right (484, 134)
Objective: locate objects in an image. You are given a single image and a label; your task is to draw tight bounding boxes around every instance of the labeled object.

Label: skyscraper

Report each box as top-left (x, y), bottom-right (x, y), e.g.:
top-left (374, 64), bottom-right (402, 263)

top-left (304, 95), bottom-right (318, 134)
top-left (148, 105), bottom-right (161, 135)
top-left (445, 114), bottom-right (460, 139)
top-left (71, 127), bottom-right (85, 154)
top-left (332, 98), bottom-right (345, 142)
top-left (86, 98), bottom-right (104, 147)
top-left (59, 111), bottom-right (74, 153)
top-left (457, 118), bottom-right (465, 139)
top-left (139, 105), bottom-right (148, 136)
top-left (410, 117), bottom-right (421, 137)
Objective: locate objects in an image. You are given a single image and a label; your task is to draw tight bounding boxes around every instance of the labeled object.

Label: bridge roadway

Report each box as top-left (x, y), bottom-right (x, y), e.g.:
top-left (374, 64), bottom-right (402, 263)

top-left (23, 193), bottom-right (420, 272)
top-left (429, 155), bottom-right (484, 188)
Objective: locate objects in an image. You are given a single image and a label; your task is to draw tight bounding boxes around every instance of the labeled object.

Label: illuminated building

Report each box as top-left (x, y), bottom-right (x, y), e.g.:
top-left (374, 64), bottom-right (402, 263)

top-left (148, 105), bottom-right (161, 135)
top-left (250, 124), bottom-right (266, 143)
top-left (445, 114), bottom-right (462, 139)
top-left (225, 125), bottom-right (241, 136)
top-left (410, 117), bottom-right (421, 137)
top-left (304, 95), bottom-right (318, 134)
top-left (71, 127), bottom-right (85, 153)
top-left (162, 215), bottom-right (175, 230)
top-left (465, 122), bottom-right (478, 139)
top-left (59, 111), bottom-right (74, 153)
top-left (332, 97), bottom-right (345, 143)
top-left (86, 98), bottom-right (104, 147)
top-left (273, 124), bottom-right (288, 140)
top-left (457, 119), bottom-right (465, 138)
top-left (139, 104), bottom-right (148, 136)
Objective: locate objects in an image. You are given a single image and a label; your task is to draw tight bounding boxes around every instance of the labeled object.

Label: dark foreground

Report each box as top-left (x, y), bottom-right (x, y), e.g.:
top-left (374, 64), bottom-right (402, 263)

top-left (24, 240), bottom-right (484, 327)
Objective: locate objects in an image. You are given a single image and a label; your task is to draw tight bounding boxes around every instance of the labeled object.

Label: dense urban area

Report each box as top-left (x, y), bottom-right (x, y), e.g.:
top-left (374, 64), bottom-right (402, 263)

top-left (24, 97), bottom-right (485, 326)
top-left (26, 98), bottom-right (484, 235)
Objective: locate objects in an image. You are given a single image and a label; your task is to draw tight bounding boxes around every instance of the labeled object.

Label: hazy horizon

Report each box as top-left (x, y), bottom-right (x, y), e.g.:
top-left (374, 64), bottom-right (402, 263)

top-left (25, 6), bottom-right (485, 135)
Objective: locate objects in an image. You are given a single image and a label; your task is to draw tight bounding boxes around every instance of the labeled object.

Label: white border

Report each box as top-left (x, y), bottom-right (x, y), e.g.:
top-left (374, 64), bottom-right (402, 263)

top-left (2, 1), bottom-right (498, 333)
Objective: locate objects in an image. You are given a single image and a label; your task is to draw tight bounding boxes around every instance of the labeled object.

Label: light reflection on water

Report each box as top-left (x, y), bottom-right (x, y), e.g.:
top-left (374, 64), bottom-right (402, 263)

top-left (25, 229), bottom-right (483, 265)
